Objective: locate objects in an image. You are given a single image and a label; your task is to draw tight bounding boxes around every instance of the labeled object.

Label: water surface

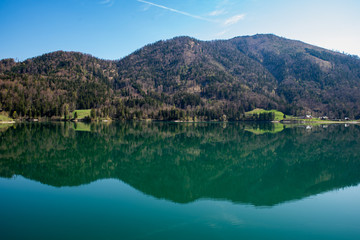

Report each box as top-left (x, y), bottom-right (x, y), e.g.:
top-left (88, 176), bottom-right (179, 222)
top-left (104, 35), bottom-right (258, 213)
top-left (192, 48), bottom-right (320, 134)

top-left (1, 122), bottom-right (360, 239)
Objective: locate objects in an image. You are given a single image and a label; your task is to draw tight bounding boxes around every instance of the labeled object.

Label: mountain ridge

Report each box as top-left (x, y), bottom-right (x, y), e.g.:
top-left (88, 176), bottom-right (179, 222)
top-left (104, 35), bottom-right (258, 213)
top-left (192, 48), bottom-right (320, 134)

top-left (1, 34), bottom-right (360, 120)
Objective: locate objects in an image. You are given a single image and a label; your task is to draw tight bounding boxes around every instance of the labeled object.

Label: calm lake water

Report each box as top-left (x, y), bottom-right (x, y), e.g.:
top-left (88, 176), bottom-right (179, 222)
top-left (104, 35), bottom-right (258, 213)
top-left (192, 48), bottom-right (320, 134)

top-left (1, 122), bottom-right (360, 239)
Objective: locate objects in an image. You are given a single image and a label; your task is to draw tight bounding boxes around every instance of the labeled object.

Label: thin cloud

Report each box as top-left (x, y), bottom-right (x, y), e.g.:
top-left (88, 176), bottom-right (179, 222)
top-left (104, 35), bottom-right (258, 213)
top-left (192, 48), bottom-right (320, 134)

top-left (224, 14), bottom-right (245, 25)
top-left (137, 0), bottom-right (214, 22)
top-left (208, 9), bottom-right (227, 16)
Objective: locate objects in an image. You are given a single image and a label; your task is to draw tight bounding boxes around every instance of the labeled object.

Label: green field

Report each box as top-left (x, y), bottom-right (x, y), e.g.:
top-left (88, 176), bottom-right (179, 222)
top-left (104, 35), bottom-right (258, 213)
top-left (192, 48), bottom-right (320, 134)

top-left (245, 109), bottom-right (360, 124)
top-left (71, 109), bottom-right (91, 119)
top-left (0, 113), bottom-right (14, 122)
top-left (245, 108), bottom-right (288, 121)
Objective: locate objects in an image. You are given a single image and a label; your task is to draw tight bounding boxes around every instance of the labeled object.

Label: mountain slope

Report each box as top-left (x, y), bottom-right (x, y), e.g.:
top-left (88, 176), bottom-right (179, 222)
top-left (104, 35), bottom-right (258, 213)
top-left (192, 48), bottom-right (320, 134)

top-left (116, 36), bottom-right (282, 112)
top-left (232, 34), bottom-right (360, 116)
top-left (1, 34), bottom-right (360, 119)
top-left (0, 51), bottom-right (117, 117)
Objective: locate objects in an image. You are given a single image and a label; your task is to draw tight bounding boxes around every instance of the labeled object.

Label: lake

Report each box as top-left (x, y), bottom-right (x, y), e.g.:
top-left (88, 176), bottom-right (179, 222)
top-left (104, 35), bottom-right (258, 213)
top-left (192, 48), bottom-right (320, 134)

top-left (1, 122), bottom-right (360, 239)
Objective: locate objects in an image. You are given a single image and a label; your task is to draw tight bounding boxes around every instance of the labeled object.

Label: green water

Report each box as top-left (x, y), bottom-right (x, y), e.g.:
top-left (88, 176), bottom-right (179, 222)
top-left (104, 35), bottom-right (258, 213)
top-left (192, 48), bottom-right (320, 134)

top-left (0, 122), bottom-right (360, 239)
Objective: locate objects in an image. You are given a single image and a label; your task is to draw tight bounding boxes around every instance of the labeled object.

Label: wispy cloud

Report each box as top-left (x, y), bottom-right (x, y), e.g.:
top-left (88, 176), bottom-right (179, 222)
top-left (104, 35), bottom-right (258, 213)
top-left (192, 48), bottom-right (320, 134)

top-left (208, 9), bottom-right (227, 16)
top-left (224, 14), bottom-right (245, 26)
top-left (137, 0), bottom-right (214, 22)
top-left (100, 0), bottom-right (114, 7)
top-left (137, 0), bottom-right (245, 28)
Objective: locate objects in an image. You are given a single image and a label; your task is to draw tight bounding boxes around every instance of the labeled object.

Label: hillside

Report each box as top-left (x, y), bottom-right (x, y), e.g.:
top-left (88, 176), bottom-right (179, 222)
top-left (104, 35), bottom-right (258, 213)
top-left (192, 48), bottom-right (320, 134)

top-left (1, 34), bottom-right (360, 120)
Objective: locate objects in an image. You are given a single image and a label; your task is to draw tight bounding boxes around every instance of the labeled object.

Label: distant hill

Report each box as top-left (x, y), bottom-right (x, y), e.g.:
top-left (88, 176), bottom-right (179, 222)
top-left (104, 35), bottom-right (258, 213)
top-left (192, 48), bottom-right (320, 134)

top-left (1, 34), bottom-right (360, 120)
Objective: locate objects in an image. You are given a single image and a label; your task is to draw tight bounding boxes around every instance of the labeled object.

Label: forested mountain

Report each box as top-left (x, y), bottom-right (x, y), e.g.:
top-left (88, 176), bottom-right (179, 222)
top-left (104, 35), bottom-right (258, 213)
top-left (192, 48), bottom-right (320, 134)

top-left (1, 34), bottom-right (360, 120)
top-left (0, 52), bottom-right (118, 118)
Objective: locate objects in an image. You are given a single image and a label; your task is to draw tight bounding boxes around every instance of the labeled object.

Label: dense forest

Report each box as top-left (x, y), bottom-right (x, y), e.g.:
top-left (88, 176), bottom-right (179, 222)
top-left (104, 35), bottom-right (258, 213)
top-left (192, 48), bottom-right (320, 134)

top-left (1, 34), bottom-right (360, 120)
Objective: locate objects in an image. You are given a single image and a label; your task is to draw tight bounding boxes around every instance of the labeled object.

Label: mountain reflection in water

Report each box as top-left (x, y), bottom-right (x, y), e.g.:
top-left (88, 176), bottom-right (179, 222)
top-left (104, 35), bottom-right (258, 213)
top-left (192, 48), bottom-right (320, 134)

top-left (1, 122), bottom-right (360, 206)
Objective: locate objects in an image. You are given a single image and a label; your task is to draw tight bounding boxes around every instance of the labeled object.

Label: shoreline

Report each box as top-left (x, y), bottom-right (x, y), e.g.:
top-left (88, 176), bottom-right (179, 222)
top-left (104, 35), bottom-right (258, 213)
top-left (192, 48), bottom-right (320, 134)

top-left (1, 119), bottom-right (359, 125)
top-left (279, 120), bottom-right (360, 125)
top-left (0, 121), bottom-right (15, 124)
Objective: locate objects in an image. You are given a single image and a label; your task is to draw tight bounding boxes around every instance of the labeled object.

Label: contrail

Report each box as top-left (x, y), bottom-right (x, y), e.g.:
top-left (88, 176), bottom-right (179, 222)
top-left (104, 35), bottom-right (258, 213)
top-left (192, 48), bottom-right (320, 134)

top-left (137, 0), bottom-right (215, 22)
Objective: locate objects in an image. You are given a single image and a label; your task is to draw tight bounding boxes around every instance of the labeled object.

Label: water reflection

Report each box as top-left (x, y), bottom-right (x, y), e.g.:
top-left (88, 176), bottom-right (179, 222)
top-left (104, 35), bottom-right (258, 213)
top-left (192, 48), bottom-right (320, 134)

top-left (1, 122), bottom-right (360, 206)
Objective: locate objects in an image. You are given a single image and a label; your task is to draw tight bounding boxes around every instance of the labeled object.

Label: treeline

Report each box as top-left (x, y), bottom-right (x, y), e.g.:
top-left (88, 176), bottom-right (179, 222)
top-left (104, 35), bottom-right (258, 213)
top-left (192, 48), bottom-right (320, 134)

top-left (81, 103), bottom-right (277, 122)
top-left (246, 112), bottom-right (275, 121)
top-left (82, 102), bottom-right (246, 121)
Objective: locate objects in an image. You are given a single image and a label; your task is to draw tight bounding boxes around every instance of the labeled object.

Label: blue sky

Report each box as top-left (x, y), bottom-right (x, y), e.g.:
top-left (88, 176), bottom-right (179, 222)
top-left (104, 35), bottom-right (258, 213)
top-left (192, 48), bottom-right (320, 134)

top-left (0, 0), bottom-right (359, 60)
